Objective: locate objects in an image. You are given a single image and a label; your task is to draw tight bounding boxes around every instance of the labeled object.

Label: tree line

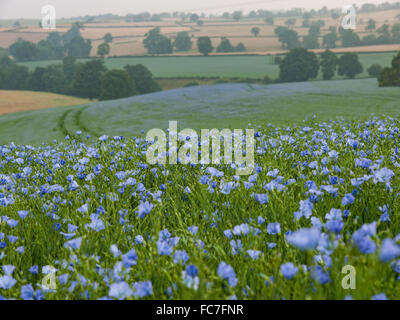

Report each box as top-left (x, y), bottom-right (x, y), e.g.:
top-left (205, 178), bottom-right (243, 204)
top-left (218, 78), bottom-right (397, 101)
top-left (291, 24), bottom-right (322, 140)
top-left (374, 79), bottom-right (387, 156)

top-left (0, 55), bottom-right (161, 101)
top-left (277, 47), bottom-right (400, 87)
top-left (143, 27), bottom-right (246, 55)
top-left (274, 23), bottom-right (400, 51)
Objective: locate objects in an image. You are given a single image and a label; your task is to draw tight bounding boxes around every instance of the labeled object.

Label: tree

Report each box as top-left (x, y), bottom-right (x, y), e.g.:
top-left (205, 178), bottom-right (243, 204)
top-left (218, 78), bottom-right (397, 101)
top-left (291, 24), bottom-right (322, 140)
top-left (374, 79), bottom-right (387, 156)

top-left (365, 19), bottom-right (376, 31)
top-left (274, 27), bottom-right (300, 50)
top-left (0, 61), bottom-right (30, 90)
top-left (216, 37), bottom-right (235, 53)
top-left (104, 33), bottom-right (113, 43)
top-left (99, 70), bottom-right (136, 101)
top-left (338, 53), bottom-right (363, 79)
top-left (143, 27), bottom-right (173, 54)
top-left (392, 24), bottom-right (400, 43)
top-left (174, 31), bottom-right (192, 52)
top-left (251, 27), bottom-right (260, 37)
top-left (197, 20), bottom-right (204, 27)
top-left (232, 11), bottom-right (242, 22)
top-left (235, 43), bottom-right (246, 52)
top-left (331, 12), bottom-right (340, 20)
top-left (9, 38), bottom-right (39, 61)
top-left (279, 48), bottom-right (319, 82)
top-left (322, 31), bottom-right (338, 48)
top-left (264, 17), bottom-right (274, 25)
top-left (320, 50), bottom-right (338, 80)
top-left (47, 32), bottom-right (65, 58)
top-left (190, 14), bottom-right (199, 23)
top-left (378, 52), bottom-right (400, 86)
top-left (197, 37), bottom-right (213, 56)
top-left (302, 19), bottom-right (310, 28)
top-left (285, 18), bottom-right (296, 27)
top-left (37, 40), bottom-right (57, 60)
top-left (72, 59), bottom-right (107, 100)
top-left (367, 64), bottom-right (383, 77)
top-left (62, 23), bottom-right (82, 46)
top-left (97, 42), bottom-right (110, 58)
top-left (40, 64), bottom-right (66, 94)
top-left (124, 64), bottom-right (161, 95)
top-left (340, 29), bottom-right (361, 47)
top-left (66, 36), bottom-right (92, 57)
top-left (303, 33), bottom-right (320, 49)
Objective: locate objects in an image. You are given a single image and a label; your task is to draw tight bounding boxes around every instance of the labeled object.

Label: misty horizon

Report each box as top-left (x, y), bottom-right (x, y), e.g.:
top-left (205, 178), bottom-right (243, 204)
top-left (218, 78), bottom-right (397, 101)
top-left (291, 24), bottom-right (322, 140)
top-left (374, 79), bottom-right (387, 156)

top-left (0, 0), bottom-right (399, 19)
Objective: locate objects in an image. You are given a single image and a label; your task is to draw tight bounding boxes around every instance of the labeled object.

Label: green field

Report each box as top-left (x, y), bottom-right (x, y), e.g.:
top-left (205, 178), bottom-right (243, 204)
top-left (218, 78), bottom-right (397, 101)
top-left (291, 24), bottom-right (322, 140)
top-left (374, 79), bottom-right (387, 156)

top-left (18, 52), bottom-right (398, 80)
top-left (1, 78), bottom-right (399, 145)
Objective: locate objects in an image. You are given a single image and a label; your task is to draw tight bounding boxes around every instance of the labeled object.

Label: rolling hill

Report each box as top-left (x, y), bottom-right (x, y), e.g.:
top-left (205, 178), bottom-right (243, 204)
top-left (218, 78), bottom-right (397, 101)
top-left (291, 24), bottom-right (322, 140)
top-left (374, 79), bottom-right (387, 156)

top-left (0, 78), bottom-right (399, 145)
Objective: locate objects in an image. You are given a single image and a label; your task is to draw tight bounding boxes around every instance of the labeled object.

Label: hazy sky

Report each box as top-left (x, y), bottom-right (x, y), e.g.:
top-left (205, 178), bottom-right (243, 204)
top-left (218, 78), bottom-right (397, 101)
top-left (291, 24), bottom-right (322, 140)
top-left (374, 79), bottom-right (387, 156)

top-left (0, 0), bottom-right (397, 19)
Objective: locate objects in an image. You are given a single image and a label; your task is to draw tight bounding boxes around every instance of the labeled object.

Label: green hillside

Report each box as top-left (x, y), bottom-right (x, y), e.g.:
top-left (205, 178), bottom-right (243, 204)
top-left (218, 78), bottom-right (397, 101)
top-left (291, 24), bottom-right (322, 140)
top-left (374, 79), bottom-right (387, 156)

top-left (0, 78), bottom-right (399, 145)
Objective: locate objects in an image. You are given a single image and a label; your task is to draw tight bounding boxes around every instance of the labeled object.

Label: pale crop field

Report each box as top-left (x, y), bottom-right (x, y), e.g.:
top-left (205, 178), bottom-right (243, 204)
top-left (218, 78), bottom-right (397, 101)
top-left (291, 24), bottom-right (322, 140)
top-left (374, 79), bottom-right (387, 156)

top-left (2, 9), bottom-right (400, 56)
top-left (0, 91), bottom-right (91, 116)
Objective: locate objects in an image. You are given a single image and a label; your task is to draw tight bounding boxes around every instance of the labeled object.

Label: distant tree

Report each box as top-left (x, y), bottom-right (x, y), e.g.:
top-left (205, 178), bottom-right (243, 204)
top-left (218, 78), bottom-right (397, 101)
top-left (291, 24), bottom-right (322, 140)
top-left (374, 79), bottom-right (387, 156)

top-left (365, 19), bottom-right (376, 31)
top-left (41, 64), bottom-right (66, 94)
top-left (0, 47), bottom-right (9, 59)
top-left (197, 37), bottom-right (213, 56)
top-left (216, 37), bottom-right (235, 53)
top-left (222, 12), bottom-right (231, 19)
top-left (232, 11), bottom-right (242, 22)
top-left (104, 33), bottom-right (113, 43)
top-left (99, 70), bottom-right (136, 101)
top-left (264, 17), bottom-right (274, 25)
top-left (62, 56), bottom-right (78, 83)
top-left (62, 23), bottom-right (82, 46)
top-left (340, 29), bottom-right (361, 47)
top-left (9, 39), bottom-right (39, 62)
top-left (251, 27), bottom-right (260, 37)
top-left (309, 25), bottom-right (321, 35)
top-left (320, 49), bottom-right (338, 80)
top-left (378, 52), bottom-right (400, 86)
top-left (302, 19), bottom-right (310, 28)
top-left (274, 56), bottom-right (282, 65)
top-left (322, 31), bottom-right (338, 48)
top-left (174, 31), bottom-right (192, 52)
top-left (29, 67), bottom-right (47, 91)
top-left (124, 64), bottom-right (161, 94)
top-left (235, 42), bottom-right (246, 52)
top-left (367, 64), bottom-right (383, 77)
top-left (0, 58), bottom-right (30, 90)
top-left (303, 33), bottom-right (320, 49)
top-left (47, 32), bottom-right (65, 58)
top-left (143, 27), bottom-right (173, 54)
top-left (66, 36), bottom-right (92, 57)
top-left (190, 14), bottom-right (200, 23)
top-left (285, 18), bottom-right (297, 27)
top-left (397, 14), bottom-right (400, 21)
top-left (97, 42), bottom-right (110, 58)
top-left (331, 12), bottom-right (340, 20)
top-left (274, 27), bottom-right (300, 50)
top-left (197, 20), bottom-right (204, 27)
top-left (338, 53), bottom-right (363, 79)
top-left (303, 12), bottom-right (313, 20)
top-left (36, 40), bottom-right (57, 60)
top-left (72, 59), bottom-right (107, 100)
top-left (376, 24), bottom-right (391, 43)
top-left (392, 24), bottom-right (400, 43)
top-left (279, 47), bottom-right (319, 82)
top-left (13, 21), bottom-right (21, 28)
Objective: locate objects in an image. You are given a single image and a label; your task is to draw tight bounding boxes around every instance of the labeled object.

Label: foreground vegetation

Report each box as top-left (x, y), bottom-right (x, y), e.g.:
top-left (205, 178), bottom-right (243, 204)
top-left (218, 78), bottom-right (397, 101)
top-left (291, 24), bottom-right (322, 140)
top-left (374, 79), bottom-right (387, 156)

top-left (1, 114), bottom-right (400, 299)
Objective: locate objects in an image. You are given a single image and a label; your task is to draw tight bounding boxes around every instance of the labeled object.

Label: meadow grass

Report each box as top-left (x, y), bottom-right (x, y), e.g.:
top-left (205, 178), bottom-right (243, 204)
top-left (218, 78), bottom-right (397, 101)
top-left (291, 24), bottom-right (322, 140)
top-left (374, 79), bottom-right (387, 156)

top-left (1, 79), bottom-right (400, 146)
